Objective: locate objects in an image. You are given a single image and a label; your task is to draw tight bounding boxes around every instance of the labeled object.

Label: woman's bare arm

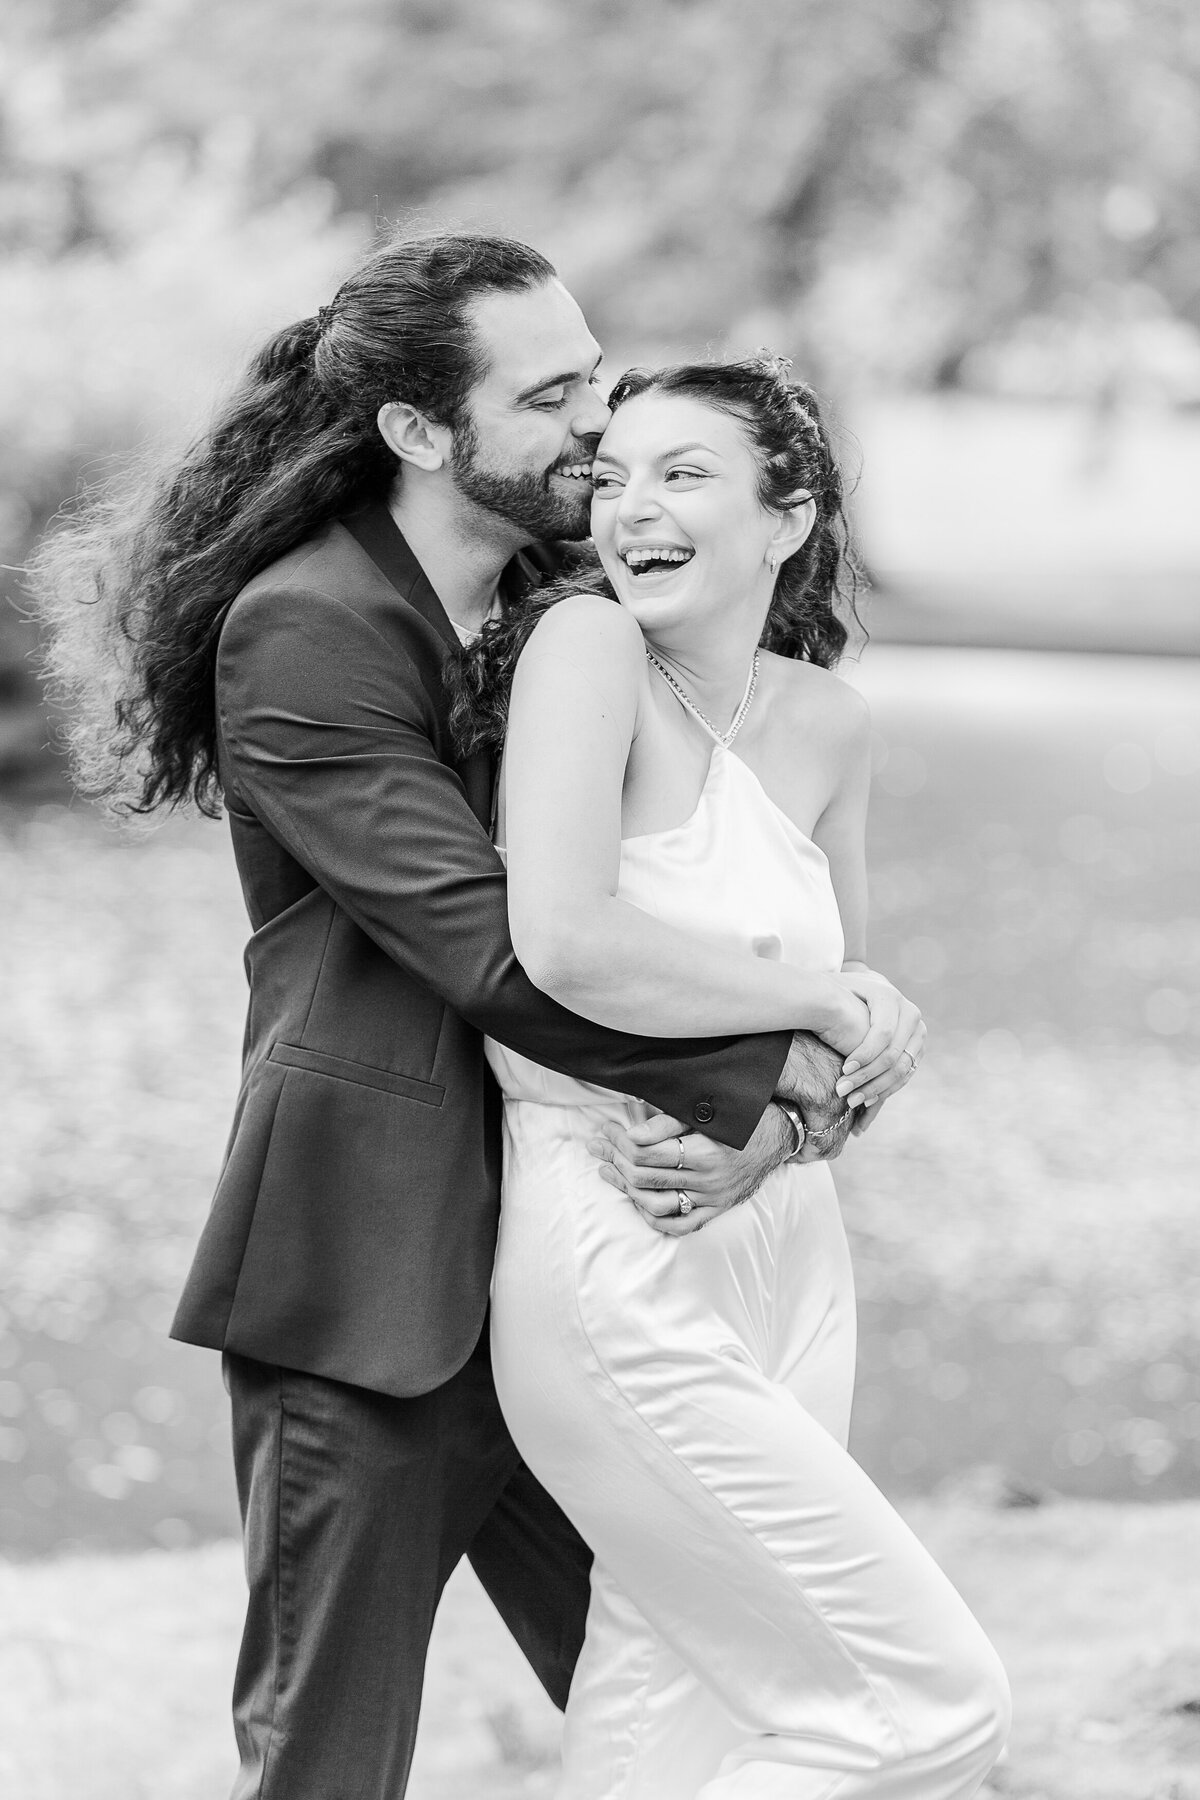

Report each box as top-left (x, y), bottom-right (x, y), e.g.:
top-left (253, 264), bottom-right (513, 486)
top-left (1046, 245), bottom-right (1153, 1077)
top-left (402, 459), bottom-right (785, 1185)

top-left (809, 677), bottom-right (926, 1107)
top-left (808, 674), bottom-right (871, 963)
top-left (502, 594), bottom-right (857, 1041)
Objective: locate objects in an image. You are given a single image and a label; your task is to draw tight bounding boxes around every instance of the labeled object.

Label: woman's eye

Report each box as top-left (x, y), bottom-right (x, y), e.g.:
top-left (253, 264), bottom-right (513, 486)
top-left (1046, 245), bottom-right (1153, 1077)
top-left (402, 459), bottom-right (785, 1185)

top-left (665, 467), bottom-right (707, 483)
top-left (591, 473), bottom-right (622, 492)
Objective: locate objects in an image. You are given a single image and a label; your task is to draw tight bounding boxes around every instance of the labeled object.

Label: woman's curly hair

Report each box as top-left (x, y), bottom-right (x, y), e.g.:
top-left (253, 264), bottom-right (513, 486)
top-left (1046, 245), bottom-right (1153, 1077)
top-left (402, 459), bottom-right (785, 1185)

top-left (449, 353), bottom-right (865, 757)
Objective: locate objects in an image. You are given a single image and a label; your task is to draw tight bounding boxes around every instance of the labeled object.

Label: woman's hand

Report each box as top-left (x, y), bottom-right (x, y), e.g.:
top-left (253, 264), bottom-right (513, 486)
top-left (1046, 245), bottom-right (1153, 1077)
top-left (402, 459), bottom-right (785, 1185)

top-left (832, 965), bottom-right (925, 1111)
top-left (811, 980), bottom-right (872, 1059)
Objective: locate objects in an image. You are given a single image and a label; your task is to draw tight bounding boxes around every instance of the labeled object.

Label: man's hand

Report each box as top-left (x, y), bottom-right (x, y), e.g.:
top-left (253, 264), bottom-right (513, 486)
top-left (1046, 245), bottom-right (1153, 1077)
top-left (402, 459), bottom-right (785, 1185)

top-left (776, 1030), bottom-right (855, 1158)
top-left (586, 1105), bottom-right (794, 1236)
top-left (587, 1024), bottom-right (896, 1236)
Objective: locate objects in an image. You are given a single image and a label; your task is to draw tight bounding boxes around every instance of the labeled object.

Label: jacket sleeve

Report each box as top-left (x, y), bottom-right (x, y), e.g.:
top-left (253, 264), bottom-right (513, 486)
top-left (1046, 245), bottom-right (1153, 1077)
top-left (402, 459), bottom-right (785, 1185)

top-left (216, 583), bottom-right (789, 1148)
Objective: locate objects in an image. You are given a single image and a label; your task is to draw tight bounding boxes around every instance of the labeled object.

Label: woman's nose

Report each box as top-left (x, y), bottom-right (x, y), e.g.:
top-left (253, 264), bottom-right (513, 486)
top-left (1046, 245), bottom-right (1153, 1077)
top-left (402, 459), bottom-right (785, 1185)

top-left (616, 478), bottom-right (662, 524)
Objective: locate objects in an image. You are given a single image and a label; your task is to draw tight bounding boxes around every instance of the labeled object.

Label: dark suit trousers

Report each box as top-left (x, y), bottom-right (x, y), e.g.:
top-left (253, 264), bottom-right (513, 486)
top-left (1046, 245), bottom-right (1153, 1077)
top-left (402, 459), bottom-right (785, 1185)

top-left (225, 1327), bottom-right (592, 1800)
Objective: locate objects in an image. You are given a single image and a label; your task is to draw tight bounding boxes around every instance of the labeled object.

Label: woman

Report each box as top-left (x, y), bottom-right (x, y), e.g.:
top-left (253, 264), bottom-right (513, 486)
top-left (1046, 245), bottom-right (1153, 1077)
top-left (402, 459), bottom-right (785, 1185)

top-left (456, 355), bottom-right (1010, 1800)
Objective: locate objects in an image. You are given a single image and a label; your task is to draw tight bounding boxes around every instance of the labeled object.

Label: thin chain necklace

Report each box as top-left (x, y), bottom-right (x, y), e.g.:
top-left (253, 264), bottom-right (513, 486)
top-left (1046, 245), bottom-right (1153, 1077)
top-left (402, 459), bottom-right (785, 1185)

top-left (645, 648), bottom-right (760, 748)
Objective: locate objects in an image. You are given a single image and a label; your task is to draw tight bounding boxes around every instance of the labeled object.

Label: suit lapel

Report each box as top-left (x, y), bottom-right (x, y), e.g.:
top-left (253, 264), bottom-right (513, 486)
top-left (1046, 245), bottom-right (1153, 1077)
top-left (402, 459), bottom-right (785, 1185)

top-left (341, 502), bottom-right (498, 828)
top-left (342, 502), bottom-right (461, 655)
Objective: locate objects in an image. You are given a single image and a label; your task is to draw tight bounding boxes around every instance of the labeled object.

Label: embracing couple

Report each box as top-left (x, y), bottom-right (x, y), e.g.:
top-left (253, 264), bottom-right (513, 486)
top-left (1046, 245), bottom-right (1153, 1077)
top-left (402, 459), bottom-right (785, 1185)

top-left (48, 232), bottom-right (1009, 1798)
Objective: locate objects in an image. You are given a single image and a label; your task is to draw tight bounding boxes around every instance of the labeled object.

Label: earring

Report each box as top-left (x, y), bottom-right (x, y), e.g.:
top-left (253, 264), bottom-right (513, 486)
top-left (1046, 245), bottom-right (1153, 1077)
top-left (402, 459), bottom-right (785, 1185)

top-left (767, 552), bottom-right (779, 572)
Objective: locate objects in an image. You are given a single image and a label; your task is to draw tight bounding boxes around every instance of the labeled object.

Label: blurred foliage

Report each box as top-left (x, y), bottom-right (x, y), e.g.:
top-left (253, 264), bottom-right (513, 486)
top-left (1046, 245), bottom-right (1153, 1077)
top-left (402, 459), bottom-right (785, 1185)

top-left (2, 0), bottom-right (1200, 756)
top-left (3, 0), bottom-right (1198, 383)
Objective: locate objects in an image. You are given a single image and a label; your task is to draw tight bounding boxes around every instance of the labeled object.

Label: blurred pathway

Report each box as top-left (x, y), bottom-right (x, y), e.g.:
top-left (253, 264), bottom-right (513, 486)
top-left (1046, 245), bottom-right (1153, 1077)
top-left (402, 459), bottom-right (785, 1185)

top-left (0, 1501), bottom-right (1196, 1800)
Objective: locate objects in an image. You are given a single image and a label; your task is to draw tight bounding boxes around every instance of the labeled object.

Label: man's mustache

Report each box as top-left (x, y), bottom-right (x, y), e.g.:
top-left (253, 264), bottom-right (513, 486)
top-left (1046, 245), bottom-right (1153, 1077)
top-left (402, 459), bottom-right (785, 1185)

top-left (548, 439), bottom-right (601, 477)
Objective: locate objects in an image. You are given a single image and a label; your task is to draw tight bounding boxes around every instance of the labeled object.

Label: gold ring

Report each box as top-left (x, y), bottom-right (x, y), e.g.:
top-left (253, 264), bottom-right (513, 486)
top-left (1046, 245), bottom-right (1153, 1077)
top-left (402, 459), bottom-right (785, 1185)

top-left (678, 1191), bottom-right (694, 1216)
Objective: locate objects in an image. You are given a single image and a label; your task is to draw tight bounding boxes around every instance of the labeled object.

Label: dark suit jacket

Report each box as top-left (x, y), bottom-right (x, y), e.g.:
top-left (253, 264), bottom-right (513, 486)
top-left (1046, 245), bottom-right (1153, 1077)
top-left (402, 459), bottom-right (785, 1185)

top-left (171, 502), bottom-right (789, 1396)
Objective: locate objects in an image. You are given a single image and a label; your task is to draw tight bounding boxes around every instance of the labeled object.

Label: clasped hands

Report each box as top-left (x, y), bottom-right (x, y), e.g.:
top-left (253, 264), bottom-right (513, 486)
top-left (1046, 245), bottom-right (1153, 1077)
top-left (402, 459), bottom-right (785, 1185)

top-left (588, 964), bottom-right (925, 1236)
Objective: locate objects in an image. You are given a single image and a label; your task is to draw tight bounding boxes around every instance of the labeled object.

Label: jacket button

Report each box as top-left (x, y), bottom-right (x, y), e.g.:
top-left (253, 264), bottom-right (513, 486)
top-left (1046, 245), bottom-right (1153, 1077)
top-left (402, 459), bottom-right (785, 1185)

top-left (693, 1098), bottom-right (715, 1125)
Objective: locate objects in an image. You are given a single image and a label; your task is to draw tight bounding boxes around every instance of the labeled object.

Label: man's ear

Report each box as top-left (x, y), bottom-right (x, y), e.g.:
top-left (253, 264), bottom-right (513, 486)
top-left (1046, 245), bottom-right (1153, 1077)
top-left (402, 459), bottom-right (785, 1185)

top-left (767, 490), bottom-right (817, 570)
top-left (377, 402), bottom-right (452, 473)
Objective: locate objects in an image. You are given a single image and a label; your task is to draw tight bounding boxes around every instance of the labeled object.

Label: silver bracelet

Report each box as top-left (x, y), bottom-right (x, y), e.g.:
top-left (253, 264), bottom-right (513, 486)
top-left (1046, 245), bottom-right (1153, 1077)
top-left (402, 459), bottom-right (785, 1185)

top-left (803, 1110), bottom-right (849, 1147)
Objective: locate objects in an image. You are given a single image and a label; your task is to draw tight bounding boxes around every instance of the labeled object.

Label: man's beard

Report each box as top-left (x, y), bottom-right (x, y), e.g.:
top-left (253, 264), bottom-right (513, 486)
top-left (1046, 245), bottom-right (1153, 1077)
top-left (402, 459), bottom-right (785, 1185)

top-left (449, 418), bottom-right (593, 542)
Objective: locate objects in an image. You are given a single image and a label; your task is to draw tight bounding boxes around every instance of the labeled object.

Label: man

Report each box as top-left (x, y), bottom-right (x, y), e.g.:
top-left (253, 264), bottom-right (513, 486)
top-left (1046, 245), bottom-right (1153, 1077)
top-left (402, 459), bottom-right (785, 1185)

top-left (38, 231), bottom-right (863, 1798)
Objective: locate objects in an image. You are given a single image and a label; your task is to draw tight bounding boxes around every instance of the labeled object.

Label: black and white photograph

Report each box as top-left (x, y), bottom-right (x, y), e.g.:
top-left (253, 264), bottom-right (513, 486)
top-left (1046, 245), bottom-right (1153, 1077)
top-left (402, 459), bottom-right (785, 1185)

top-left (1, 3), bottom-right (1198, 1797)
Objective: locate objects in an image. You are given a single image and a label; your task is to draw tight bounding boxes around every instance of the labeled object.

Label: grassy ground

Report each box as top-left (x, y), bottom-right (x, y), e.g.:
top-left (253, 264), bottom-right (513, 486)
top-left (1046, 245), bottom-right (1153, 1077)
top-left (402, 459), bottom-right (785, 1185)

top-left (0, 1499), bottom-right (1196, 1800)
top-left (0, 644), bottom-right (1196, 1797)
top-left (0, 647), bottom-right (1197, 1557)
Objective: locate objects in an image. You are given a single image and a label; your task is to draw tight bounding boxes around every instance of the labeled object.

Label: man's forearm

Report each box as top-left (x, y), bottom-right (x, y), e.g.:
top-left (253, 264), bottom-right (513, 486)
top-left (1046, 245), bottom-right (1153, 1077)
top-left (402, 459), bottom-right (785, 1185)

top-left (775, 1031), bottom-right (852, 1160)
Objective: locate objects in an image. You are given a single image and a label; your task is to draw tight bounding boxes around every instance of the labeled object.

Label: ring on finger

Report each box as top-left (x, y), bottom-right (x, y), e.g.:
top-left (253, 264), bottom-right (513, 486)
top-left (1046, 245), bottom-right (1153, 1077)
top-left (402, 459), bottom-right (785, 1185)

top-left (677, 1191), bottom-right (694, 1216)
top-left (674, 1137), bottom-right (686, 1171)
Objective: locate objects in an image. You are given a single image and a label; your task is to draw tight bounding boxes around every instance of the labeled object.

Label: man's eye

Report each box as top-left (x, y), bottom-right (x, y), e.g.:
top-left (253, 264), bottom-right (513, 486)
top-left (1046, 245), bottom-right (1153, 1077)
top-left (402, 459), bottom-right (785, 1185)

top-left (532, 392), bottom-right (567, 411)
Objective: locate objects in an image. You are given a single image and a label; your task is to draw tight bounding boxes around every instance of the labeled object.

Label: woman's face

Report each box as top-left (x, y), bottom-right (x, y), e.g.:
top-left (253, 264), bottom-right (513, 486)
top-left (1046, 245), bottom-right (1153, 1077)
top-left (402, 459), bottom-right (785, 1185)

top-left (589, 392), bottom-right (778, 637)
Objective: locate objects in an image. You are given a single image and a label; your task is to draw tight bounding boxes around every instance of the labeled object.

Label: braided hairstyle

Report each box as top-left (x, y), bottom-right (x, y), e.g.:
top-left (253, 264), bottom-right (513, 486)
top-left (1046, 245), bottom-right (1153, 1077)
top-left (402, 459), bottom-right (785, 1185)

top-left (449, 352), bottom-right (865, 756)
top-left (29, 231), bottom-right (557, 815)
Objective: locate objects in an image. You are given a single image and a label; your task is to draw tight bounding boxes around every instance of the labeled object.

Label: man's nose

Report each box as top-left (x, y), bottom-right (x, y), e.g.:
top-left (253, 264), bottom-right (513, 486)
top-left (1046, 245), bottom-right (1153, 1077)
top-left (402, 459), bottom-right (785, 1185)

top-left (573, 386), bottom-right (612, 439)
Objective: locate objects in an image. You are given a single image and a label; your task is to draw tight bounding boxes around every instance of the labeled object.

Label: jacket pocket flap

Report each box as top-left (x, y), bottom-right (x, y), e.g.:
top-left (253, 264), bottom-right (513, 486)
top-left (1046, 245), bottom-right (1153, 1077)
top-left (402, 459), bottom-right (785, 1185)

top-left (269, 1043), bottom-right (444, 1106)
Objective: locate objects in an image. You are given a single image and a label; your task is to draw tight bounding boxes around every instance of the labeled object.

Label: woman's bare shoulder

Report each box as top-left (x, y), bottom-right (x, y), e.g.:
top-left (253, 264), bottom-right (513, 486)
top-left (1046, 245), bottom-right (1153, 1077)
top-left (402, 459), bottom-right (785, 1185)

top-left (763, 650), bottom-right (871, 745)
top-left (523, 591), bottom-right (645, 665)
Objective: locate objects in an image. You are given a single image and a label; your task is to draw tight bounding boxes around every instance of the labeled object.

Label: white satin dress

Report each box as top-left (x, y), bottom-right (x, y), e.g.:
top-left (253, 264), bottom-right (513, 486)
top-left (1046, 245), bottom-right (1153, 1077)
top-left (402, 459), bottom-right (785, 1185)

top-left (487, 681), bottom-right (1009, 1800)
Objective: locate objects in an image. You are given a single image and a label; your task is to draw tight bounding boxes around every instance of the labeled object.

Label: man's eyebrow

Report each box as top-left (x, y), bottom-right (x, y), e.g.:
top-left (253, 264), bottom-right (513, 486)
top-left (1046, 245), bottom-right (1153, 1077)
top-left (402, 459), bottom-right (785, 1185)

top-left (514, 350), bottom-right (603, 404)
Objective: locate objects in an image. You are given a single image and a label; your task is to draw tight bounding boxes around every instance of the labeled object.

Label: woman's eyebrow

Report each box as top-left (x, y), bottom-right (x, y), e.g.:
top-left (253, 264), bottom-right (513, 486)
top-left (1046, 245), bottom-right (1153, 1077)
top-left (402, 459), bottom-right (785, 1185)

top-left (656, 441), bottom-right (718, 459)
top-left (593, 441), bottom-right (718, 468)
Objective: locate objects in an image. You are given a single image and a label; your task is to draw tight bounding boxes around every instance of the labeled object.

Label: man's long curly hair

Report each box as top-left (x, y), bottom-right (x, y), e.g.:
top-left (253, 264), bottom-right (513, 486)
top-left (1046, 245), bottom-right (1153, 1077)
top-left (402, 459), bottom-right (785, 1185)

top-left (28, 230), bottom-right (556, 816)
top-left (448, 355), bottom-right (865, 757)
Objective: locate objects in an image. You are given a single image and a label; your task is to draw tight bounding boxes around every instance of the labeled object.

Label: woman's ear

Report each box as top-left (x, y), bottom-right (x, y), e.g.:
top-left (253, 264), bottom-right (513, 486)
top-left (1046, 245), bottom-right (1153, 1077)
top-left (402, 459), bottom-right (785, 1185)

top-left (767, 490), bottom-right (816, 571)
top-left (377, 401), bottom-right (451, 472)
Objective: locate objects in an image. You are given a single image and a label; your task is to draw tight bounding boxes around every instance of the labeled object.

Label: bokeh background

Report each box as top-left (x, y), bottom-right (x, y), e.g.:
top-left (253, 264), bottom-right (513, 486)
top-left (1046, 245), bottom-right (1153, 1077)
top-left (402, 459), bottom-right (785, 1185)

top-left (1, 2), bottom-right (1198, 1795)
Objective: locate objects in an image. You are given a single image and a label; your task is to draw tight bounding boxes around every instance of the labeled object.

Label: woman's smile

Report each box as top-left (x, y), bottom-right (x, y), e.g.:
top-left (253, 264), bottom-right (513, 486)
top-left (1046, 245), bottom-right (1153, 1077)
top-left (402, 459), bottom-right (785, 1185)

top-left (617, 540), bottom-right (696, 580)
top-left (590, 391), bottom-right (778, 624)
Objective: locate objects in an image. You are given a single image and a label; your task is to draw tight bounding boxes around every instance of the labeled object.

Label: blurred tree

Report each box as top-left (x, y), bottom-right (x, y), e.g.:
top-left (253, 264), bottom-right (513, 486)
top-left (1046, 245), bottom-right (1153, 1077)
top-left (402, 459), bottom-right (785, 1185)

top-left (2, 0), bottom-right (1199, 777)
top-left (4, 0), bottom-right (1198, 379)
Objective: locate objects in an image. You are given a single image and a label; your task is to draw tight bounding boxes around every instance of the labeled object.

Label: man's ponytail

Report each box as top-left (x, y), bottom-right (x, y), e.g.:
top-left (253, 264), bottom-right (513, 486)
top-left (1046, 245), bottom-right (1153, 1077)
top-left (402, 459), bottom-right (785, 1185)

top-left (27, 231), bottom-right (557, 815)
top-left (29, 313), bottom-right (395, 815)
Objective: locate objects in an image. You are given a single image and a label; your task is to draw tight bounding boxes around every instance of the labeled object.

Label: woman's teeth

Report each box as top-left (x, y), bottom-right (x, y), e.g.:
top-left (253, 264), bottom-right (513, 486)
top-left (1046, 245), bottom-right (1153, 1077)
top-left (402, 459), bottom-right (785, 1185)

top-left (622, 546), bottom-right (694, 575)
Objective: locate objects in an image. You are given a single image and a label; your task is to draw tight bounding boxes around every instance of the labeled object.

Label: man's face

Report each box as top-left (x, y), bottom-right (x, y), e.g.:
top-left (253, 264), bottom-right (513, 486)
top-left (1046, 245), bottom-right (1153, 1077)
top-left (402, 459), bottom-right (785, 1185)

top-left (449, 279), bottom-right (610, 542)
